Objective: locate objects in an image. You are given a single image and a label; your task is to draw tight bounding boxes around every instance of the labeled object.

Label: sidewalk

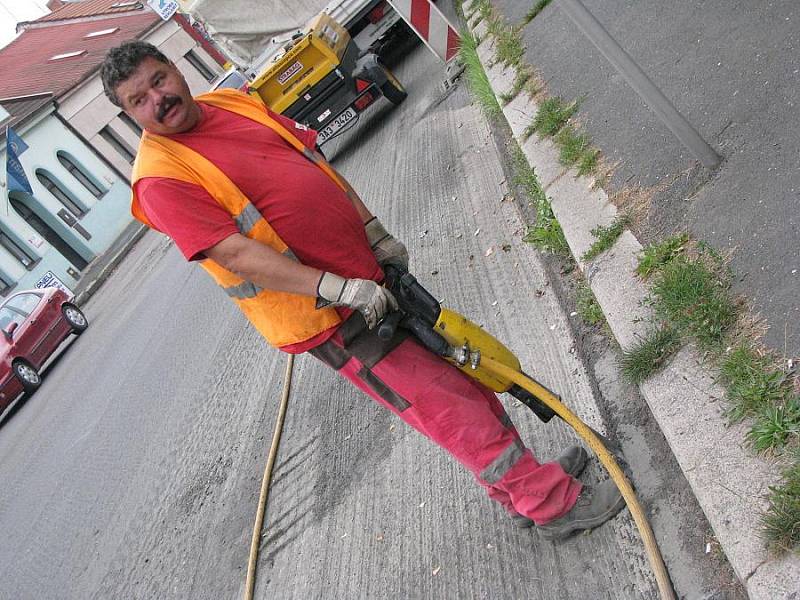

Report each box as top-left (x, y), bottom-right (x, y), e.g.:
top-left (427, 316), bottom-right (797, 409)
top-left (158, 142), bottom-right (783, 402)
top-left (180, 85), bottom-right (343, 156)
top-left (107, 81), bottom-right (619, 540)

top-left (73, 221), bottom-right (148, 305)
top-left (464, 2), bottom-right (800, 598)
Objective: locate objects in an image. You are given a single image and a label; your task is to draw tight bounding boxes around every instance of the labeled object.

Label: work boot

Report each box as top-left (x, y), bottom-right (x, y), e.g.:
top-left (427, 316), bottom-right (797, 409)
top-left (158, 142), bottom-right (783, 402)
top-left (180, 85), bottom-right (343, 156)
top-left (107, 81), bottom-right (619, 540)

top-left (508, 445), bottom-right (589, 528)
top-left (537, 479), bottom-right (626, 540)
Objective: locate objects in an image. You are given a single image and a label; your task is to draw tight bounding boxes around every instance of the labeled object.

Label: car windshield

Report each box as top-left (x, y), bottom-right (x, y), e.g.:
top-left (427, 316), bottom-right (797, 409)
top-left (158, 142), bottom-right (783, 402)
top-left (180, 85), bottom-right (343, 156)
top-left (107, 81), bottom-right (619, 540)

top-left (213, 70), bottom-right (247, 90)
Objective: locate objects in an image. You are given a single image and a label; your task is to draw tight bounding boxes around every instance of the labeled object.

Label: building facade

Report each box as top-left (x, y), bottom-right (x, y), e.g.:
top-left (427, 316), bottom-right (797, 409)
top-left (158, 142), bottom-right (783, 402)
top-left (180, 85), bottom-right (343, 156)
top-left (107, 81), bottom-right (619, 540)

top-left (0, 97), bottom-right (132, 295)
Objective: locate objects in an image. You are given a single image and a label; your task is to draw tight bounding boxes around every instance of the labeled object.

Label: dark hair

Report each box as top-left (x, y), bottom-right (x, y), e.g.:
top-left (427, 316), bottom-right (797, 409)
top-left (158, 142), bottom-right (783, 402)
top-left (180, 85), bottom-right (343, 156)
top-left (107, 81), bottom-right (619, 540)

top-left (101, 41), bottom-right (170, 107)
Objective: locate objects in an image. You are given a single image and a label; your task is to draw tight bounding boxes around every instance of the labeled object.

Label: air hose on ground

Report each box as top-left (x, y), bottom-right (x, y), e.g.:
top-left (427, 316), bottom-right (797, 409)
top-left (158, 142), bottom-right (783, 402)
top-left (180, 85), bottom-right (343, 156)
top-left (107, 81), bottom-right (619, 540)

top-left (244, 354), bottom-right (294, 600)
top-left (479, 356), bottom-right (676, 600)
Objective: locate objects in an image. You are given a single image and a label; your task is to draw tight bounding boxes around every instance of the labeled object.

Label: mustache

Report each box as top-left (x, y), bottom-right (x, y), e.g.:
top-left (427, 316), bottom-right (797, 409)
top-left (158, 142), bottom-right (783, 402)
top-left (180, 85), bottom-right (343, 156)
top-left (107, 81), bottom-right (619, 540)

top-left (156, 96), bottom-right (182, 122)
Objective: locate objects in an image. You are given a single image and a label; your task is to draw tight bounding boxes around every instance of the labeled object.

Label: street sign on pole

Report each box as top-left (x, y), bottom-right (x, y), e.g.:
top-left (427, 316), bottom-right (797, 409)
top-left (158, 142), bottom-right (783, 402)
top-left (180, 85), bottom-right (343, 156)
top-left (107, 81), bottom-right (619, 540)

top-left (147, 0), bottom-right (179, 21)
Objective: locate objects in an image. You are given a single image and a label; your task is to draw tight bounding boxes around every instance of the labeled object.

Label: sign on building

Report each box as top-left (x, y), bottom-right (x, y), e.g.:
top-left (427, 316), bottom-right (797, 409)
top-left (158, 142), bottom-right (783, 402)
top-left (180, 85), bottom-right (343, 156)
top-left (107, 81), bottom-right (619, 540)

top-left (147, 0), bottom-right (179, 21)
top-left (35, 271), bottom-right (72, 295)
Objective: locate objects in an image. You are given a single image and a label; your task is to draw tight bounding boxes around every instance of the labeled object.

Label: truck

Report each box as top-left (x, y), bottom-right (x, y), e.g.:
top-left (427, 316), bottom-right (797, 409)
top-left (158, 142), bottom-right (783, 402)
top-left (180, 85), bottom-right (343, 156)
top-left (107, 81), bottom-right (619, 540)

top-left (324, 0), bottom-right (410, 56)
top-left (213, 12), bottom-right (407, 145)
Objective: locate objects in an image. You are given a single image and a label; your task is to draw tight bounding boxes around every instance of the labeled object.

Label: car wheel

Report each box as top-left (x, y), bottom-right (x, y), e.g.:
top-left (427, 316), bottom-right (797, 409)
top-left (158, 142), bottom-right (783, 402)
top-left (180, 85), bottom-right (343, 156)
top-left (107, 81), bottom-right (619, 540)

top-left (13, 360), bottom-right (41, 394)
top-left (380, 66), bottom-right (407, 106)
top-left (62, 303), bottom-right (88, 334)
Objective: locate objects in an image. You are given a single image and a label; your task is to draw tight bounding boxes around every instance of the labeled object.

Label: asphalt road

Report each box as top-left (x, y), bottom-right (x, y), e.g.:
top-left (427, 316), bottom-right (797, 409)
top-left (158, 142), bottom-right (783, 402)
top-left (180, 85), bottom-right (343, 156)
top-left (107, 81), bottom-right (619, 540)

top-left (0, 26), bottom-right (742, 600)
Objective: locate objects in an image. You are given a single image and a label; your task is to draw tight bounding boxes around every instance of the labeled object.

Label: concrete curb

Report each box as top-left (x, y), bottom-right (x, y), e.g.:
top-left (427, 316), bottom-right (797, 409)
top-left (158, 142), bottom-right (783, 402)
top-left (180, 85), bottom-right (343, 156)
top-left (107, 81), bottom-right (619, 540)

top-left (73, 222), bottom-right (149, 306)
top-left (465, 8), bottom-right (800, 599)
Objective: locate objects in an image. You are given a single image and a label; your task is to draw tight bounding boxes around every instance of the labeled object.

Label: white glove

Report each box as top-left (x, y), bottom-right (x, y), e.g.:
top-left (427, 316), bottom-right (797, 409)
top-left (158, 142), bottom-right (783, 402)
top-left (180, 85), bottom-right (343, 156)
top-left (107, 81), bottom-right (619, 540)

top-left (365, 217), bottom-right (409, 269)
top-left (317, 272), bottom-right (398, 329)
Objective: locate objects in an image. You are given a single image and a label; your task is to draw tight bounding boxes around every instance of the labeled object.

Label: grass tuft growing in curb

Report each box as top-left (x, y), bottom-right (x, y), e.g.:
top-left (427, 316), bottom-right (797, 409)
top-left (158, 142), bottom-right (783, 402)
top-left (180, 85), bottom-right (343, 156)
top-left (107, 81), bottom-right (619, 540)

top-left (576, 281), bottom-right (605, 326)
top-left (458, 29), bottom-right (502, 120)
top-left (529, 97), bottom-right (578, 137)
top-left (747, 399), bottom-right (800, 453)
top-left (495, 24), bottom-right (525, 67)
top-left (720, 346), bottom-right (793, 423)
top-left (651, 255), bottom-right (737, 350)
top-left (637, 233), bottom-right (689, 279)
top-left (554, 125), bottom-right (599, 175)
top-left (523, 202), bottom-right (568, 255)
top-left (620, 327), bottom-right (682, 384)
top-left (499, 68), bottom-right (532, 105)
top-left (555, 126), bottom-right (589, 163)
top-left (762, 455), bottom-right (800, 553)
top-left (582, 214), bottom-right (630, 262)
top-left (577, 148), bottom-right (600, 176)
top-left (508, 142), bottom-right (569, 255)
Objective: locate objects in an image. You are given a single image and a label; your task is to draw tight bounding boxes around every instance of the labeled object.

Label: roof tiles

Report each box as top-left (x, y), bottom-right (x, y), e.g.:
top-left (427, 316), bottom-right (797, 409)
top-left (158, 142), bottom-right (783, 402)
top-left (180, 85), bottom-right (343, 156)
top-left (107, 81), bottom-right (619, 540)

top-left (0, 12), bottom-right (160, 100)
top-left (31, 0), bottom-right (148, 24)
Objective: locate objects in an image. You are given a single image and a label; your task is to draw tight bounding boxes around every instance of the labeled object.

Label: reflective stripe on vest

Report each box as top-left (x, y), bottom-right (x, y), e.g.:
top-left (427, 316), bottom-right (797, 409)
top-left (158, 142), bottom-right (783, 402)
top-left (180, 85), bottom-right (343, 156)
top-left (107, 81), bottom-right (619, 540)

top-left (235, 202), bottom-right (262, 236)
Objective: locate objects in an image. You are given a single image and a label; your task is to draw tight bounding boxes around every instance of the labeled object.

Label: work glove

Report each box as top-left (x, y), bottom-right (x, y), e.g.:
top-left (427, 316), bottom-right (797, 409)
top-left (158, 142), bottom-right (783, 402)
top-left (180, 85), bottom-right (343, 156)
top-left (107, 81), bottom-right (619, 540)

top-left (365, 217), bottom-right (409, 269)
top-left (317, 272), bottom-right (398, 329)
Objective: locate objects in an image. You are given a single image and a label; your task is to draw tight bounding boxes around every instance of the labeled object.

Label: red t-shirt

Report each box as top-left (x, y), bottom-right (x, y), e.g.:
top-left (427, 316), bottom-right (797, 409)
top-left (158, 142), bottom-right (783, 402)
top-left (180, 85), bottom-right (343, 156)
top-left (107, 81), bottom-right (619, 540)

top-left (134, 100), bottom-right (382, 352)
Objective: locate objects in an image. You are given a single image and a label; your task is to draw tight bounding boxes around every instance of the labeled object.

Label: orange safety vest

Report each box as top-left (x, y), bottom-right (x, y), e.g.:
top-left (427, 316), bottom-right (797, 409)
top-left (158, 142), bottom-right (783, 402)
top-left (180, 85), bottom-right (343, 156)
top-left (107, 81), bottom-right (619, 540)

top-left (130, 89), bottom-right (349, 348)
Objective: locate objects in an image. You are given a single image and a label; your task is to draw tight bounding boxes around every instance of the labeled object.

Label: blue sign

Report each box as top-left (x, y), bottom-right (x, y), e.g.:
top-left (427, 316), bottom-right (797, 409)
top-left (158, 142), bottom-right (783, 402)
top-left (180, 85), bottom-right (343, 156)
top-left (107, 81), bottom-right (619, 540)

top-left (5, 126), bottom-right (32, 194)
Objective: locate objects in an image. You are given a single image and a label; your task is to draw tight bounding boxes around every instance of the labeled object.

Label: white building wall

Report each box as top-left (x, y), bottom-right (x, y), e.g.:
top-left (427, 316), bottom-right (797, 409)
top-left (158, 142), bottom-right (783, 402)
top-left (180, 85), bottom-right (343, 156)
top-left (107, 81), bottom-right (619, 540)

top-left (0, 104), bottom-right (132, 295)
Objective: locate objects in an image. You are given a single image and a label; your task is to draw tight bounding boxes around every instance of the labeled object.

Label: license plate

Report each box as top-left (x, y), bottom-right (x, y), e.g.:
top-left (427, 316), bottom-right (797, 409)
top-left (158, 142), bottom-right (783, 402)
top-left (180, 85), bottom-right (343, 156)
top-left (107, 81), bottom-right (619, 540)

top-left (317, 107), bottom-right (357, 143)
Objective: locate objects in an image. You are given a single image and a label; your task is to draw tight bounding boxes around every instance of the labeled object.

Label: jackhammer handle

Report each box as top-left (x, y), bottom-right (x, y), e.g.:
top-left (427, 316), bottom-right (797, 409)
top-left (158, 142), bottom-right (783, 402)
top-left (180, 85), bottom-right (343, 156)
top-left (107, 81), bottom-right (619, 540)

top-left (377, 310), bottom-right (403, 340)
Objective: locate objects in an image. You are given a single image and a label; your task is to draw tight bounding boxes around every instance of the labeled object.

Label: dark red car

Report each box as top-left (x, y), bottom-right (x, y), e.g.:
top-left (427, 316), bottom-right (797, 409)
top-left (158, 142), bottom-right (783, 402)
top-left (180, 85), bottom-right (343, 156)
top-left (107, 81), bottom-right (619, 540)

top-left (0, 287), bottom-right (88, 413)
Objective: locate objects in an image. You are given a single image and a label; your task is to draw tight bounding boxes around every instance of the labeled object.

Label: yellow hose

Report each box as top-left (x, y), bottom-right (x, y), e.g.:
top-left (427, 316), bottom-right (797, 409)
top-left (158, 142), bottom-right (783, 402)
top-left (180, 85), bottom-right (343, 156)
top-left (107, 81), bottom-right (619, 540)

top-left (479, 356), bottom-right (676, 600)
top-left (244, 353), bottom-right (294, 600)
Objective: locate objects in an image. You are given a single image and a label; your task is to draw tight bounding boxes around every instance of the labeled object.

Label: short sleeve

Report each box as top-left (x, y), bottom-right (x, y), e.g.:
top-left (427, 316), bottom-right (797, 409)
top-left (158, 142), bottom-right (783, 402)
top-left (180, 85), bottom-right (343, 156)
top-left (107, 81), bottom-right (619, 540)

top-left (135, 177), bottom-right (240, 261)
top-left (266, 107), bottom-right (319, 149)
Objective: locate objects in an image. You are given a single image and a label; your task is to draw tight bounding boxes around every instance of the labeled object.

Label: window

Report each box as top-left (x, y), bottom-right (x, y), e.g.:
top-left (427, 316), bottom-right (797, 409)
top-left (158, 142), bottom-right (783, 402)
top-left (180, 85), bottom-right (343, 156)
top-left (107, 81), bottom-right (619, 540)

top-left (7, 293), bottom-right (41, 316)
top-left (111, 1), bottom-right (142, 7)
top-left (99, 126), bottom-right (136, 165)
top-left (0, 233), bottom-right (35, 270)
top-left (184, 49), bottom-right (216, 82)
top-left (0, 275), bottom-right (14, 298)
top-left (84, 27), bottom-right (120, 39)
top-left (0, 307), bottom-right (23, 330)
top-left (57, 152), bottom-right (104, 198)
top-left (118, 112), bottom-right (143, 137)
top-left (50, 50), bottom-right (87, 61)
top-left (35, 171), bottom-right (86, 217)
top-left (9, 195), bottom-right (89, 271)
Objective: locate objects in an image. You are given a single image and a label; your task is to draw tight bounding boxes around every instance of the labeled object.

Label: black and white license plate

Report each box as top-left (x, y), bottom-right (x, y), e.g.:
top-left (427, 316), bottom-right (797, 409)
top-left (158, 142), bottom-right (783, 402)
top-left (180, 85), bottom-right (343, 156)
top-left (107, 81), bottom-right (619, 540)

top-left (317, 107), bottom-right (357, 143)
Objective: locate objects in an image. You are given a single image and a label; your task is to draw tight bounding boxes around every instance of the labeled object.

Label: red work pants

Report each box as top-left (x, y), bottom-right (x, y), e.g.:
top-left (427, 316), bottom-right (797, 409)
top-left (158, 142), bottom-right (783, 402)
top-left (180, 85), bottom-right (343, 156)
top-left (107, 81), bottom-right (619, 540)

top-left (309, 320), bottom-right (581, 524)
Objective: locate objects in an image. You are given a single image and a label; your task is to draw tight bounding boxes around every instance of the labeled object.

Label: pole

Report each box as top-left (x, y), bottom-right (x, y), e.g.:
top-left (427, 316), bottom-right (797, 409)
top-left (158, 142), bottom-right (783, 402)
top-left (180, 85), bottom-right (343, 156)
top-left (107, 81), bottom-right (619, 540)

top-left (558, 0), bottom-right (721, 169)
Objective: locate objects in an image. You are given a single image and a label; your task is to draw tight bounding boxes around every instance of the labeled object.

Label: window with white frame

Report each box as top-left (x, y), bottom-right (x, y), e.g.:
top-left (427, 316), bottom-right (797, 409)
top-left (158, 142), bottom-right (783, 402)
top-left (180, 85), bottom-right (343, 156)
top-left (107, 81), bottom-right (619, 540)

top-left (35, 171), bottom-right (87, 218)
top-left (0, 232), bottom-right (36, 270)
top-left (99, 126), bottom-right (136, 164)
top-left (57, 152), bottom-right (105, 199)
top-left (184, 49), bottom-right (216, 82)
top-left (118, 111), bottom-right (143, 137)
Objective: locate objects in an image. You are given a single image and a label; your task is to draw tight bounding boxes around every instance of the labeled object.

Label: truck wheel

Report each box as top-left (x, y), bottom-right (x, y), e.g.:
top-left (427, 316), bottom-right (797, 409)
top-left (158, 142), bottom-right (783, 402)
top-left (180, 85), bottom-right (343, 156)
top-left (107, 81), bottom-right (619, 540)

top-left (381, 67), bottom-right (407, 105)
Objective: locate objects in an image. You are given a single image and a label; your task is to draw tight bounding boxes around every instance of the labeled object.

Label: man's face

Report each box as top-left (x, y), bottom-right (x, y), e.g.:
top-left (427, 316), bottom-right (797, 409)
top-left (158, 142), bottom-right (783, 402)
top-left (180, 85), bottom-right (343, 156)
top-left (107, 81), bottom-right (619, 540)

top-left (116, 56), bottom-right (201, 135)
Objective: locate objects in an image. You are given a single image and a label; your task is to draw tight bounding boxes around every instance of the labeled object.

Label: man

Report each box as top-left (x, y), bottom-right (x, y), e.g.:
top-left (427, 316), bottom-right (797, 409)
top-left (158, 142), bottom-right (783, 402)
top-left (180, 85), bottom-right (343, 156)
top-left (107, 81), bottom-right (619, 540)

top-left (100, 41), bottom-right (624, 539)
